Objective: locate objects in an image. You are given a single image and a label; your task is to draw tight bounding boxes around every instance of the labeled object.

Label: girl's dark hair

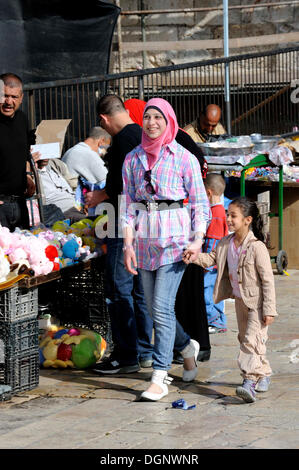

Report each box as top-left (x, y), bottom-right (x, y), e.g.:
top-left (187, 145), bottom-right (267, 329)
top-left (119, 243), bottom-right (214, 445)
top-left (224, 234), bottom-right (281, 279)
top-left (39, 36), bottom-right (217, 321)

top-left (230, 196), bottom-right (265, 243)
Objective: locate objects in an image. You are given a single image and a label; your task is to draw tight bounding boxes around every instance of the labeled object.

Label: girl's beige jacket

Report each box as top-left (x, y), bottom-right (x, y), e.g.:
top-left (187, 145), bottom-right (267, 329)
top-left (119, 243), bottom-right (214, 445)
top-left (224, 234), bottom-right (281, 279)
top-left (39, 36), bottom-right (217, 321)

top-left (194, 230), bottom-right (277, 318)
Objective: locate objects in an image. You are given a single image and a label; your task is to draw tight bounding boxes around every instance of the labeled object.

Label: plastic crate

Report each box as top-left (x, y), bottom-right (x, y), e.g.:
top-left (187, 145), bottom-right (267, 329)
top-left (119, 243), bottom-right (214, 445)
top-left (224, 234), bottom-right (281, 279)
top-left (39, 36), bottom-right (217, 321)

top-left (0, 286), bottom-right (38, 323)
top-left (0, 318), bottom-right (39, 355)
top-left (38, 257), bottom-right (111, 341)
top-left (0, 350), bottom-right (39, 394)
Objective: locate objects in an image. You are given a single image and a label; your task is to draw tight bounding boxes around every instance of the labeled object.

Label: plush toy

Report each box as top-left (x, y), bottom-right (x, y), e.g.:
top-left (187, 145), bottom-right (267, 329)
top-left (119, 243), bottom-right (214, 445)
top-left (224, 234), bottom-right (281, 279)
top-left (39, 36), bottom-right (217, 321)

top-left (24, 236), bottom-right (54, 276)
top-left (9, 259), bottom-right (35, 277)
top-left (0, 247), bottom-right (11, 282)
top-left (61, 238), bottom-right (80, 265)
top-left (39, 326), bottom-right (107, 369)
top-left (0, 226), bottom-right (13, 252)
top-left (45, 245), bottom-right (60, 271)
top-left (52, 220), bottom-right (71, 234)
top-left (69, 218), bottom-right (94, 237)
top-left (8, 247), bottom-right (28, 265)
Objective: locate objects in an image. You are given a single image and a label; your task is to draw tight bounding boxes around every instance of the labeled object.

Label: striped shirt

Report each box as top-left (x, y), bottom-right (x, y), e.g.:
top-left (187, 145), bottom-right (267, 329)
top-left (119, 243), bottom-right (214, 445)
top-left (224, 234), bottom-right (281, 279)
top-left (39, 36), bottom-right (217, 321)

top-left (121, 140), bottom-right (211, 270)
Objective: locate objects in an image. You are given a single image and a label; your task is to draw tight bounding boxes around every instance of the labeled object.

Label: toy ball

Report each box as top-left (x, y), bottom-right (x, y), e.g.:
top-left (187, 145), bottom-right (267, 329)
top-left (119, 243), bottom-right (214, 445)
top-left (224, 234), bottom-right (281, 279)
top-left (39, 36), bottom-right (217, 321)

top-left (68, 328), bottom-right (81, 336)
top-left (53, 328), bottom-right (69, 339)
top-left (71, 338), bottom-right (97, 369)
top-left (57, 343), bottom-right (72, 362)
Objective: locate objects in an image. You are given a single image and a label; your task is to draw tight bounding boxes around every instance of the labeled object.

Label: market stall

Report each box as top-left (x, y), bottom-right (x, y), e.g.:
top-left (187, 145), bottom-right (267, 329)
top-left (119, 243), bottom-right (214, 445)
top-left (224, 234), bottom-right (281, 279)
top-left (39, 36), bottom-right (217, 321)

top-left (0, 216), bottom-right (110, 399)
top-left (201, 136), bottom-right (298, 273)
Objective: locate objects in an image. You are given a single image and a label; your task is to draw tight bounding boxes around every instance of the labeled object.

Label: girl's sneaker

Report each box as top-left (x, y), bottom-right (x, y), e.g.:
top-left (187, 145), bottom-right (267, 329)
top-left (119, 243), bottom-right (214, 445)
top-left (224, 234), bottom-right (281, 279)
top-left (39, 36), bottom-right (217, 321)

top-left (236, 379), bottom-right (256, 403)
top-left (255, 376), bottom-right (271, 392)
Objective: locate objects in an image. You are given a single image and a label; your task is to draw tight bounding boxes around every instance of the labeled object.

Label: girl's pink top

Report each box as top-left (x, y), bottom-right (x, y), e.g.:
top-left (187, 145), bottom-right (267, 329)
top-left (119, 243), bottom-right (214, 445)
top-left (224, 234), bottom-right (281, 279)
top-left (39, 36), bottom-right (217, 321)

top-left (227, 236), bottom-right (242, 298)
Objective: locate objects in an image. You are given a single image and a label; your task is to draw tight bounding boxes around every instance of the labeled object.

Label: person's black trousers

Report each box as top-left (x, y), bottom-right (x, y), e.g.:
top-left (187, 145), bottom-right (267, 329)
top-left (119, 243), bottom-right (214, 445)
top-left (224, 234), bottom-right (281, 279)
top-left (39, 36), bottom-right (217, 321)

top-left (175, 263), bottom-right (211, 351)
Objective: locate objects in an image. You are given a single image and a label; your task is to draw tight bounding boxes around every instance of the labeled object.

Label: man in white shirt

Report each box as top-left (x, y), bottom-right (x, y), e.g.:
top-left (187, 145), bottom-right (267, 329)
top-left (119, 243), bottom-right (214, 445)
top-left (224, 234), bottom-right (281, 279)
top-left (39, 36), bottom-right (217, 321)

top-left (62, 127), bottom-right (109, 186)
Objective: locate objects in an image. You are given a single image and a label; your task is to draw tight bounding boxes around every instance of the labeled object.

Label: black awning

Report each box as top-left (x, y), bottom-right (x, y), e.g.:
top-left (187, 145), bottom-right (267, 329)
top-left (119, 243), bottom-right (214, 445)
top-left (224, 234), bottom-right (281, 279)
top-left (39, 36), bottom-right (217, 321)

top-left (0, 0), bottom-right (120, 83)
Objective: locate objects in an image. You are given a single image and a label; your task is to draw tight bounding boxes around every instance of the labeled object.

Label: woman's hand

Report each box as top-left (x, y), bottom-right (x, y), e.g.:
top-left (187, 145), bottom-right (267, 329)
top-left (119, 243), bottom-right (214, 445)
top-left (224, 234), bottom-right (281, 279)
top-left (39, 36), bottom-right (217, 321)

top-left (263, 315), bottom-right (275, 326)
top-left (124, 245), bottom-right (138, 275)
top-left (182, 239), bottom-right (203, 264)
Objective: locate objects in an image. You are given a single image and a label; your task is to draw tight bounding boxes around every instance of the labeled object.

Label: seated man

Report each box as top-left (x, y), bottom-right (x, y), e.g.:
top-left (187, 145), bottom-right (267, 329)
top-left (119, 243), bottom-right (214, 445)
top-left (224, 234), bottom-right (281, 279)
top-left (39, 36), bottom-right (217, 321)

top-left (62, 126), bottom-right (109, 185)
top-left (184, 104), bottom-right (226, 143)
top-left (35, 157), bottom-right (87, 225)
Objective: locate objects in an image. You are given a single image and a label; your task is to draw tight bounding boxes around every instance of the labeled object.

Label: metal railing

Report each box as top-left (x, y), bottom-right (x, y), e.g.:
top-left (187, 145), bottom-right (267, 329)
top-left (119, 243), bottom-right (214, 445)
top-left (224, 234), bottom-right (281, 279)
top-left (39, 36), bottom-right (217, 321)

top-left (22, 46), bottom-right (299, 151)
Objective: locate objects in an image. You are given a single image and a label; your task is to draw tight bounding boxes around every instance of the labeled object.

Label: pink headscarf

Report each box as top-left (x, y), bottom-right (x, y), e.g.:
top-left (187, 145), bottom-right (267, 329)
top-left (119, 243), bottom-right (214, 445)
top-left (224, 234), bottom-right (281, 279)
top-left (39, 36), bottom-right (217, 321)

top-left (141, 98), bottom-right (179, 170)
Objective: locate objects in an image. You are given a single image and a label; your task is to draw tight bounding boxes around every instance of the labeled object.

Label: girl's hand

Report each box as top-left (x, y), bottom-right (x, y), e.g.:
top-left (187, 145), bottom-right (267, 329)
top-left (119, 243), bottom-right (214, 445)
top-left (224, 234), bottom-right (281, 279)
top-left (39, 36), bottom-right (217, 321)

top-left (124, 246), bottom-right (138, 275)
top-left (263, 315), bottom-right (275, 326)
top-left (182, 239), bottom-right (203, 264)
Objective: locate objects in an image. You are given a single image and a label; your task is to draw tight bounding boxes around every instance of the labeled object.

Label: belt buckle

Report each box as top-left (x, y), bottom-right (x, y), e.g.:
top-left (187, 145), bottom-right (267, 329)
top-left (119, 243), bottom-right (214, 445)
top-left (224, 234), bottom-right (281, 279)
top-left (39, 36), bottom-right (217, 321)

top-left (146, 201), bottom-right (158, 212)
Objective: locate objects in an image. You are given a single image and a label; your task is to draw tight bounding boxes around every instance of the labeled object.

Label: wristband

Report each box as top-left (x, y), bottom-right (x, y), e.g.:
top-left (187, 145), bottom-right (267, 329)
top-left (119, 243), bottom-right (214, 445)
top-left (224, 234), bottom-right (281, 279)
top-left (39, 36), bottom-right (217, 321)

top-left (122, 244), bottom-right (133, 252)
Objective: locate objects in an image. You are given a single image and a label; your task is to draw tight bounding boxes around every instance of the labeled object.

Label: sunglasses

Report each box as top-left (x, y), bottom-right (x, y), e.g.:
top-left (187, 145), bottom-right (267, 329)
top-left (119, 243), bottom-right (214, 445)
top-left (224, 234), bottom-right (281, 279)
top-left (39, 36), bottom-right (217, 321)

top-left (144, 170), bottom-right (156, 195)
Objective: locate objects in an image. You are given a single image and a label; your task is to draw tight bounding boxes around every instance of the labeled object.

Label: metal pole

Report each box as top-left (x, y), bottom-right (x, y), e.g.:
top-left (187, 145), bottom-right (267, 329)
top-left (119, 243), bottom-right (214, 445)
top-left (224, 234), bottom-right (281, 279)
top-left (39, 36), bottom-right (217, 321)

top-left (140, 0), bottom-right (148, 69)
top-left (279, 165), bottom-right (283, 251)
top-left (223, 0), bottom-right (232, 134)
top-left (115, 0), bottom-right (124, 74)
top-left (115, 0), bottom-right (124, 99)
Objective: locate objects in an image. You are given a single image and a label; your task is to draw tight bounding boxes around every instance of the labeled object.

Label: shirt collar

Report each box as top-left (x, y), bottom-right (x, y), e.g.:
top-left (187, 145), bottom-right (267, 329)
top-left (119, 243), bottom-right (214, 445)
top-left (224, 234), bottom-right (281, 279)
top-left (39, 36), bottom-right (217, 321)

top-left (167, 139), bottom-right (177, 155)
top-left (138, 139), bottom-right (177, 169)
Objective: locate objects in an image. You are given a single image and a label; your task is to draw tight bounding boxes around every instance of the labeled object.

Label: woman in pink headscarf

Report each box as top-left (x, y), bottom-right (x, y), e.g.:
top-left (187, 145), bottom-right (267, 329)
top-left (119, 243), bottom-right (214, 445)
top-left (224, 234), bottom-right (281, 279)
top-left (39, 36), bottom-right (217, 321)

top-left (121, 98), bottom-right (210, 401)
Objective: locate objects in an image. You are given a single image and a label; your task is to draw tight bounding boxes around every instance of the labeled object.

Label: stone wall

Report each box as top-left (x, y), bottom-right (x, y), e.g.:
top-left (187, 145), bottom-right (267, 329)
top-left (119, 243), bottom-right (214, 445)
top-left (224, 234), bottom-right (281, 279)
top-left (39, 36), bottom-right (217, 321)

top-left (110, 0), bottom-right (299, 73)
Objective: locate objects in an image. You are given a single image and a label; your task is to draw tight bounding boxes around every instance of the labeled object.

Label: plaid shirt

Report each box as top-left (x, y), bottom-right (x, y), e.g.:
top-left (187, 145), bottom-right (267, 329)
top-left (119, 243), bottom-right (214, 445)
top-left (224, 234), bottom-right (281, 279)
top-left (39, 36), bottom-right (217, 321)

top-left (121, 140), bottom-right (211, 270)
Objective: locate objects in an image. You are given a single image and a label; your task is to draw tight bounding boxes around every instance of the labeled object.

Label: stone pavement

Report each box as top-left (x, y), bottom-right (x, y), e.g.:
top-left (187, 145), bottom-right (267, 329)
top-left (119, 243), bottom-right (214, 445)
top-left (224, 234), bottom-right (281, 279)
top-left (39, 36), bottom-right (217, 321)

top-left (0, 270), bottom-right (299, 450)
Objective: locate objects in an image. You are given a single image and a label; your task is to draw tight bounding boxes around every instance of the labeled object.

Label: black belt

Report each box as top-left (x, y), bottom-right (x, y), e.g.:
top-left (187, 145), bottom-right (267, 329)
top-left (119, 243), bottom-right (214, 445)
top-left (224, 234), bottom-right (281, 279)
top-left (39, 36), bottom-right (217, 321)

top-left (139, 200), bottom-right (184, 211)
top-left (0, 195), bottom-right (22, 202)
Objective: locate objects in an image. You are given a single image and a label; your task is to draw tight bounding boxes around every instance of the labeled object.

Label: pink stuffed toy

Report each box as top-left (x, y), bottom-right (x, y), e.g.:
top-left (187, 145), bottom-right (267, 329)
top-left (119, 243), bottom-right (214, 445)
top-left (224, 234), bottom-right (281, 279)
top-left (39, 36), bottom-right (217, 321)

top-left (24, 236), bottom-right (53, 276)
top-left (8, 247), bottom-right (28, 265)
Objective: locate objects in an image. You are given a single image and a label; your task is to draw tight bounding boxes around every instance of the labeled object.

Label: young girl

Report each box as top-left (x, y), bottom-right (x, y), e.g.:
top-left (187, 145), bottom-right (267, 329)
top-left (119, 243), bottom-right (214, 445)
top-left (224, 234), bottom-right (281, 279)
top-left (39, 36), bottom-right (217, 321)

top-left (184, 196), bottom-right (277, 403)
top-left (121, 97), bottom-right (211, 401)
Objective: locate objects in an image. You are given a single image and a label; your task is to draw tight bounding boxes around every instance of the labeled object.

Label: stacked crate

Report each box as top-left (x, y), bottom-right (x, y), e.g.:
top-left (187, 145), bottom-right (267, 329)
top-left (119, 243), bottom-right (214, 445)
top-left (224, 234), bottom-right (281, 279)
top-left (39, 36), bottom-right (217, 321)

top-left (0, 286), bottom-right (39, 395)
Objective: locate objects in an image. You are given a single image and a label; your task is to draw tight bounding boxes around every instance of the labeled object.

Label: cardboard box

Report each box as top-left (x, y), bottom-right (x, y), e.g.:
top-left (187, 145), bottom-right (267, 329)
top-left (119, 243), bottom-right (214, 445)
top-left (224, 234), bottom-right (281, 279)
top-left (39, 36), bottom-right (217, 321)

top-left (269, 184), bottom-right (299, 270)
top-left (34, 119), bottom-right (72, 157)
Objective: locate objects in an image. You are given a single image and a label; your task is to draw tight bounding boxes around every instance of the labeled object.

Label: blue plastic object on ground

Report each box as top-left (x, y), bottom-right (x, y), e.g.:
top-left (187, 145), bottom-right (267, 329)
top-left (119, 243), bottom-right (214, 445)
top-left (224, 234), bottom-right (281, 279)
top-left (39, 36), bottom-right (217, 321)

top-left (172, 398), bottom-right (196, 410)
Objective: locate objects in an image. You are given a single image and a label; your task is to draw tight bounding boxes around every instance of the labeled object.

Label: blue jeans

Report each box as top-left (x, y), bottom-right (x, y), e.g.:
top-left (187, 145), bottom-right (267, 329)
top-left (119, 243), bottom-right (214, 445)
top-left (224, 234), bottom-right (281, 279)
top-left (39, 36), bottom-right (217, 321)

top-left (140, 262), bottom-right (190, 371)
top-left (105, 235), bottom-right (153, 366)
top-left (204, 268), bottom-right (227, 329)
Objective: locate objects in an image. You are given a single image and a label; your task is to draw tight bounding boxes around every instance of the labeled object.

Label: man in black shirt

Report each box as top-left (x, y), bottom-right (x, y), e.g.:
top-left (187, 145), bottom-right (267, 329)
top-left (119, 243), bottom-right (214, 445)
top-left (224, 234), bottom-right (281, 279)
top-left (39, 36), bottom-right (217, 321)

top-left (87, 95), bottom-right (153, 374)
top-left (0, 73), bottom-right (35, 231)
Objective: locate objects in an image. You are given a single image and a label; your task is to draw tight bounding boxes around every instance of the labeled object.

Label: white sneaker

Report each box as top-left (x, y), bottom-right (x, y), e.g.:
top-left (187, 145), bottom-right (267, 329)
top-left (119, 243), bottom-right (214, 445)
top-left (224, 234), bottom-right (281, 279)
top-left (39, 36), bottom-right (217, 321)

top-left (181, 339), bottom-right (200, 382)
top-left (140, 370), bottom-right (173, 401)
